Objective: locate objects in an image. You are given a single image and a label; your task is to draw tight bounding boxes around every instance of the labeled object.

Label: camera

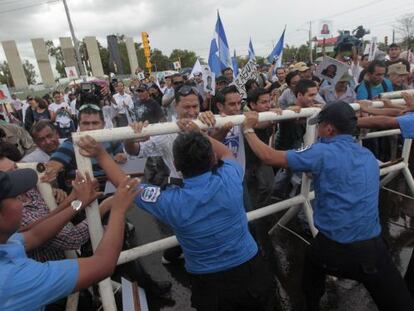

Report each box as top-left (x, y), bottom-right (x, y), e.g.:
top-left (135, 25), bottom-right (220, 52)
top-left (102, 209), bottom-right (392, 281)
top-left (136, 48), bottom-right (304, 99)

top-left (76, 81), bottom-right (104, 110)
top-left (335, 26), bottom-right (370, 54)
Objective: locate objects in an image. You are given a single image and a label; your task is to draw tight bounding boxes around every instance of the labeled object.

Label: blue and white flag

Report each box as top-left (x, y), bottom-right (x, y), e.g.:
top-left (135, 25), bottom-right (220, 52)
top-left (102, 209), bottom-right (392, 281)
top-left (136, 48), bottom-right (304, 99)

top-left (248, 38), bottom-right (256, 61)
top-left (215, 12), bottom-right (232, 70)
top-left (268, 27), bottom-right (286, 67)
top-left (208, 38), bottom-right (221, 77)
top-left (231, 50), bottom-right (239, 77)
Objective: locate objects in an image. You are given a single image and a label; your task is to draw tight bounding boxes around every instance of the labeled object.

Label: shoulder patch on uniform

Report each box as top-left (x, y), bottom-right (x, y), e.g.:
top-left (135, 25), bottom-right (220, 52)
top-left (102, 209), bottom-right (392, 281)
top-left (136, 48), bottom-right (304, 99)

top-left (295, 144), bottom-right (313, 153)
top-left (141, 186), bottom-right (161, 203)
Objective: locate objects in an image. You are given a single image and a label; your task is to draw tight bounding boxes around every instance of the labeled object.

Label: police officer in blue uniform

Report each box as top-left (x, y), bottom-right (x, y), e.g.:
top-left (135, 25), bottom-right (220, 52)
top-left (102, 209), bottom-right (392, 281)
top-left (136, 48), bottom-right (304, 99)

top-left (242, 101), bottom-right (414, 311)
top-left (358, 102), bottom-right (414, 299)
top-left (77, 123), bottom-right (275, 311)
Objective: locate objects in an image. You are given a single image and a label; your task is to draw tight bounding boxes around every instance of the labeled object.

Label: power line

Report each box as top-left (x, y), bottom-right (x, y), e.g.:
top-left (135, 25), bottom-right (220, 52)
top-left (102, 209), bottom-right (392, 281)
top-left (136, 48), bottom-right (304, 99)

top-left (0, 0), bottom-right (59, 14)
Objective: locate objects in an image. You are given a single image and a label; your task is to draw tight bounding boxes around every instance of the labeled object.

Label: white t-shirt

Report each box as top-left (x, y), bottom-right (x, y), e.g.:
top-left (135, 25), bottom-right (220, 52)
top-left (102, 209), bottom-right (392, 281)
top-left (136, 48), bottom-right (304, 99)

top-left (49, 102), bottom-right (71, 113)
top-left (223, 125), bottom-right (246, 172)
top-left (112, 93), bottom-right (134, 114)
top-left (137, 133), bottom-right (181, 178)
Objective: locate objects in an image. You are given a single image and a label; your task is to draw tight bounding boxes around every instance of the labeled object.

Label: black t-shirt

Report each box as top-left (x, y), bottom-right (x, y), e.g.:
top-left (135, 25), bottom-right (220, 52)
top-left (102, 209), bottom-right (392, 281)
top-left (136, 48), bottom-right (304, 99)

top-left (275, 120), bottom-right (306, 151)
top-left (385, 58), bottom-right (411, 72)
top-left (133, 98), bottom-right (164, 124)
top-left (245, 126), bottom-right (274, 170)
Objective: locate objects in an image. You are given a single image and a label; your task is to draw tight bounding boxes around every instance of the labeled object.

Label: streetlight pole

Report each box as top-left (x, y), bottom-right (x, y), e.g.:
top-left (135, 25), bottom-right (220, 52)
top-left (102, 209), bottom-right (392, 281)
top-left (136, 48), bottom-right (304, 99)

top-left (309, 21), bottom-right (313, 63)
top-left (62, 0), bottom-right (85, 76)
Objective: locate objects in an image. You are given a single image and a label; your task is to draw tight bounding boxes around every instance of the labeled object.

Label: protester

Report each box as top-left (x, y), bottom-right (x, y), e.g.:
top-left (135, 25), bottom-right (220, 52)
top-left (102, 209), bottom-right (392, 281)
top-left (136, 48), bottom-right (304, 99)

top-left (356, 60), bottom-right (394, 100)
top-left (43, 105), bottom-right (127, 186)
top-left (0, 119), bottom-right (35, 156)
top-left (222, 67), bottom-right (234, 83)
top-left (162, 73), bottom-right (185, 121)
top-left (111, 81), bottom-right (134, 127)
top-left (21, 120), bottom-right (60, 163)
top-left (24, 97), bottom-right (51, 132)
top-left (10, 93), bottom-right (23, 121)
top-left (77, 127), bottom-right (276, 311)
top-left (320, 73), bottom-right (356, 105)
top-left (387, 62), bottom-right (410, 91)
top-left (132, 84), bottom-right (165, 124)
top-left (242, 101), bottom-right (414, 311)
top-left (386, 43), bottom-right (411, 72)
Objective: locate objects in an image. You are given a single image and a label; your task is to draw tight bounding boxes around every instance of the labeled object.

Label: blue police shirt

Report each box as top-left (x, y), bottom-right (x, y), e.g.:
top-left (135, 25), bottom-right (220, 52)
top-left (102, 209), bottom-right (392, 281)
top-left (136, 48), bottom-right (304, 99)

top-left (286, 135), bottom-right (381, 243)
top-left (397, 113), bottom-right (414, 139)
top-left (0, 233), bottom-right (79, 311)
top-left (356, 79), bottom-right (393, 100)
top-left (134, 159), bottom-right (258, 274)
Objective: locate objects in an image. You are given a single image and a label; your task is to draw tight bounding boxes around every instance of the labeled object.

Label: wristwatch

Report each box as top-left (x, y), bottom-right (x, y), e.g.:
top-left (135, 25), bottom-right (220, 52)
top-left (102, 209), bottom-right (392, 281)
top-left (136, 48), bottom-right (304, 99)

top-left (243, 128), bottom-right (255, 135)
top-left (71, 200), bottom-right (83, 212)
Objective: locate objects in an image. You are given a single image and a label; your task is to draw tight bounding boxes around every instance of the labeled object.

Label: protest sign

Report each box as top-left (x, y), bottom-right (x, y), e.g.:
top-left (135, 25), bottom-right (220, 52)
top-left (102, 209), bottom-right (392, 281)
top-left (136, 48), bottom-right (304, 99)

top-left (232, 60), bottom-right (258, 98)
top-left (65, 66), bottom-right (79, 79)
top-left (365, 37), bottom-right (378, 62)
top-left (315, 56), bottom-right (349, 85)
top-left (173, 61), bottom-right (181, 70)
top-left (203, 67), bottom-right (216, 96)
top-left (137, 72), bottom-right (145, 81)
top-left (319, 20), bottom-right (333, 38)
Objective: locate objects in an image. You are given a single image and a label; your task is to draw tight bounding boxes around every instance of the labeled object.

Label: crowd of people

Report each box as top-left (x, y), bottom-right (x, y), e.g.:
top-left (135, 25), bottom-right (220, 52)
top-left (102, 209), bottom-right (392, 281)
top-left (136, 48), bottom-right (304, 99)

top-left (1, 41), bottom-right (414, 311)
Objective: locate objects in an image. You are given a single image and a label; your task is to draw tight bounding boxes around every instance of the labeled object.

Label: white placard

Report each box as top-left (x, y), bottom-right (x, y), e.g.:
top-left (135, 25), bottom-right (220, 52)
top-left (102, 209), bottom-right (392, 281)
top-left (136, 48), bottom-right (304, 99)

top-left (365, 37), bottom-right (378, 62)
top-left (315, 56), bottom-right (349, 85)
top-left (121, 277), bottom-right (148, 311)
top-left (173, 61), bottom-right (181, 70)
top-left (65, 66), bottom-right (79, 79)
top-left (232, 60), bottom-right (258, 98)
top-left (319, 20), bottom-right (333, 39)
top-left (137, 72), bottom-right (145, 81)
top-left (203, 67), bottom-right (216, 96)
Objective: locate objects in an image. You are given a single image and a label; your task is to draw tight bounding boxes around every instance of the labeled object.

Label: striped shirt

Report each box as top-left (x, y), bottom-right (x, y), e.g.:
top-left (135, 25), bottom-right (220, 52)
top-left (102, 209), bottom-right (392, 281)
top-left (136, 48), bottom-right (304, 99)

top-left (21, 189), bottom-right (90, 262)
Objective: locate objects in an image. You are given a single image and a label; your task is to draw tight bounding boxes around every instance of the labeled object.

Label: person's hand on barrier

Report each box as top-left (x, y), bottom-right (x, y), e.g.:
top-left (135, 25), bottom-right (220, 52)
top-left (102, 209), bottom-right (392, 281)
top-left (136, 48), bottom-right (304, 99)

top-left (114, 153), bottom-right (127, 164)
top-left (358, 100), bottom-right (373, 113)
top-left (77, 135), bottom-right (106, 158)
top-left (71, 170), bottom-right (102, 207)
top-left (113, 176), bottom-right (140, 213)
top-left (287, 106), bottom-right (301, 114)
top-left (269, 108), bottom-right (283, 115)
top-left (243, 111), bottom-right (259, 130)
top-left (198, 111), bottom-right (216, 127)
top-left (177, 119), bottom-right (201, 133)
top-left (41, 162), bottom-right (60, 183)
top-left (128, 121), bottom-right (150, 142)
top-left (381, 98), bottom-right (394, 109)
top-left (402, 92), bottom-right (414, 112)
top-left (53, 188), bottom-right (67, 204)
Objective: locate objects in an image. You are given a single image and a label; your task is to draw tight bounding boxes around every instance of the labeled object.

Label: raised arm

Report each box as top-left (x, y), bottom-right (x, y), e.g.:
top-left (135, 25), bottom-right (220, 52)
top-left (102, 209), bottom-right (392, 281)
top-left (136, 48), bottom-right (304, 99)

top-left (22, 172), bottom-right (101, 251)
top-left (74, 176), bottom-right (139, 291)
top-left (77, 136), bottom-right (127, 188)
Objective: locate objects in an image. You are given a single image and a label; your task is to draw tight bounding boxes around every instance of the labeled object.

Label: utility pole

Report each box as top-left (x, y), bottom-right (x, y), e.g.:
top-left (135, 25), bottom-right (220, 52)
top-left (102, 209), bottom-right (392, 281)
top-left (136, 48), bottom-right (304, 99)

top-left (62, 0), bottom-right (85, 76)
top-left (309, 21), bottom-right (313, 63)
top-left (392, 29), bottom-right (395, 44)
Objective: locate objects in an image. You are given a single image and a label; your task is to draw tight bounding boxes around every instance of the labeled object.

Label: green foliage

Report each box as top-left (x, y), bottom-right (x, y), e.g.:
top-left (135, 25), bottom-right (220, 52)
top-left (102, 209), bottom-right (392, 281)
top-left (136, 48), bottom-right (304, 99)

top-left (22, 60), bottom-right (36, 85)
top-left (45, 40), bottom-right (65, 78)
top-left (0, 61), bottom-right (13, 87)
top-left (169, 49), bottom-right (197, 68)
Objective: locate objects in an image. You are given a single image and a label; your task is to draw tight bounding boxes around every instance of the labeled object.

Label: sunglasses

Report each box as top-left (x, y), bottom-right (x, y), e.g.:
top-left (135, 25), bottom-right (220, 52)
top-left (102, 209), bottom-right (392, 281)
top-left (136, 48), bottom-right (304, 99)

top-left (79, 104), bottom-right (101, 112)
top-left (177, 85), bottom-right (199, 96)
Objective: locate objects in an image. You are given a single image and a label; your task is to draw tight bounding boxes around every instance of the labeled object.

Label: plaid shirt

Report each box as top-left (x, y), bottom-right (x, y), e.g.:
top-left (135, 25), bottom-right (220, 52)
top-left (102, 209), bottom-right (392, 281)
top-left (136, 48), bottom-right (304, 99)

top-left (20, 188), bottom-right (90, 262)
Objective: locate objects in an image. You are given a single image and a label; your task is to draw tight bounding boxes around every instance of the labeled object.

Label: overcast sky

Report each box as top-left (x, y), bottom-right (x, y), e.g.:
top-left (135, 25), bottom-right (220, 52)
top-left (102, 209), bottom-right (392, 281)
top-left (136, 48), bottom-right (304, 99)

top-left (0, 0), bottom-right (413, 79)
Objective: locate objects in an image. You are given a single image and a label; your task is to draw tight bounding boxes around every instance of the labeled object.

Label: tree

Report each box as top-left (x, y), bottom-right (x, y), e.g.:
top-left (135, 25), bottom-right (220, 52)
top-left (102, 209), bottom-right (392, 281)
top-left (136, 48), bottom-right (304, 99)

top-left (23, 60), bottom-right (36, 85)
top-left (45, 40), bottom-right (65, 78)
top-left (169, 49), bottom-right (198, 68)
top-left (151, 49), bottom-right (171, 71)
top-left (0, 61), bottom-right (13, 87)
top-left (395, 14), bottom-right (414, 50)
